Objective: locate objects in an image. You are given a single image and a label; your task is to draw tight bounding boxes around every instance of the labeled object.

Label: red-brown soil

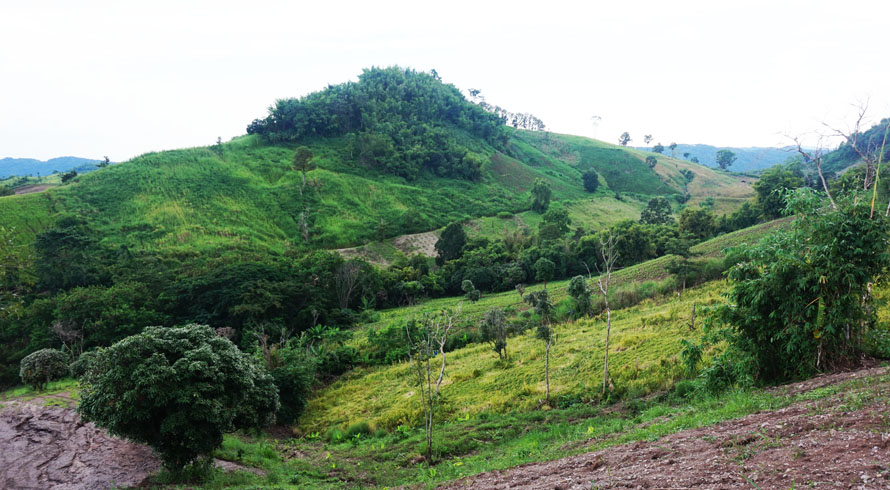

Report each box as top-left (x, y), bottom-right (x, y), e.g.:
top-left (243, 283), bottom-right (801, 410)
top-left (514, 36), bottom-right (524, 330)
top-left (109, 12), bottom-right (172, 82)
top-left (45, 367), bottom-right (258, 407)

top-left (439, 367), bottom-right (890, 489)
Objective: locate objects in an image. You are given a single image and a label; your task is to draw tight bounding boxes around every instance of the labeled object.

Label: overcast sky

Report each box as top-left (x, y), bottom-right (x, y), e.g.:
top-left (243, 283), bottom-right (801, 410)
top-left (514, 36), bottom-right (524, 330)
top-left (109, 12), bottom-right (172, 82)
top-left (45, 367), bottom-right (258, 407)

top-left (2, 0), bottom-right (888, 161)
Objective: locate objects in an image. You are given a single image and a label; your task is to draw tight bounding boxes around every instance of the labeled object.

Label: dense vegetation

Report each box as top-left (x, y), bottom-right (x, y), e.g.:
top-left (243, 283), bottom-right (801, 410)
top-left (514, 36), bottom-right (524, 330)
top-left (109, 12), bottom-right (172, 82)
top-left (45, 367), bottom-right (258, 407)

top-left (247, 67), bottom-right (505, 181)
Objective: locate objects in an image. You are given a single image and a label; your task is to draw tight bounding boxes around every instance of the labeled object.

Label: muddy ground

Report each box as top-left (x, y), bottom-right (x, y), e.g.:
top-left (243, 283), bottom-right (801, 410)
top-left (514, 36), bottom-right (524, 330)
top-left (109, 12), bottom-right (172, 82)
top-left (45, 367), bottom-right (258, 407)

top-left (440, 367), bottom-right (890, 490)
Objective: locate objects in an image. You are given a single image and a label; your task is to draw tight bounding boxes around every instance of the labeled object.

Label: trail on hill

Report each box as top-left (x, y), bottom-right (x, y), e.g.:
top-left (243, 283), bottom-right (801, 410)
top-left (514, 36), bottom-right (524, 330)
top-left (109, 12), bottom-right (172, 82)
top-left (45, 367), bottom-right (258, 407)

top-left (438, 366), bottom-right (890, 490)
top-left (13, 184), bottom-right (54, 195)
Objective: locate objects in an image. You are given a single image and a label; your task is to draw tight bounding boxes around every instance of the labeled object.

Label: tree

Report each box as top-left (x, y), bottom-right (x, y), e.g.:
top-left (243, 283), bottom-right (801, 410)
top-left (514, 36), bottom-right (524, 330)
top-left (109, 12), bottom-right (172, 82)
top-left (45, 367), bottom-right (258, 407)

top-left (435, 222), bottom-right (467, 265)
top-left (678, 207), bottom-right (715, 240)
top-left (669, 142), bottom-right (678, 157)
top-left (652, 143), bottom-right (665, 154)
top-left (335, 260), bottom-right (365, 309)
top-left (753, 164), bottom-right (805, 219)
top-left (715, 149), bottom-right (736, 170)
top-left (524, 290), bottom-right (554, 404)
top-left (643, 135), bottom-right (653, 145)
top-left (683, 152), bottom-right (691, 159)
top-left (406, 308), bottom-right (460, 463)
top-left (690, 156), bottom-right (700, 164)
top-left (480, 307), bottom-right (508, 360)
top-left (293, 146), bottom-right (314, 195)
top-left (534, 257), bottom-right (556, 288)
top-left (531, 178), bottom-right (552, 213)
top-left (639, 197), bottom-right (673, 225)
top-left (713, 189), bottom-right (890, 382)
top-left (265, 340), bottom-right (316, 425)
top-left (567, 275), bottom-right (592, 317)
top-left (539, 206), bottom-right (571, 240)
top-left (582, 170), bottom-right (600, 193)
top-left (594, 234), bottom-right (619, 395)
top-left (645, 156), bottom-right (657, 168)
top-left (19, 348), bottom-right (68, 391)
top-left (77, 324), bottom-right (279, 470)
top-left (618, 132), bottom-right (631, 146)
top-left (61, 170), bottom-right (77, 183)
top-left (461, 279), bottom-right (481, 302)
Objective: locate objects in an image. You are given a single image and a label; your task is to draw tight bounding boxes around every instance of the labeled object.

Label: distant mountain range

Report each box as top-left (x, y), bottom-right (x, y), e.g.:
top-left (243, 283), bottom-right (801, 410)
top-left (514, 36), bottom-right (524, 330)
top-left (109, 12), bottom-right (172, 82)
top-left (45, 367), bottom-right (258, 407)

top-left (0, 156), bottom-right (102, 179)
top-left (636, 144), bottom-right (797, 173)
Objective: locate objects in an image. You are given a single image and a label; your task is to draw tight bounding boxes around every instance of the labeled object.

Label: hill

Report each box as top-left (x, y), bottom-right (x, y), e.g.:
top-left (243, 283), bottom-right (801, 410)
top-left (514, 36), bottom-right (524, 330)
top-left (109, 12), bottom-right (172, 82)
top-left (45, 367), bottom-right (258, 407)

top-left (638, 144), bottom-right (795, 172)
top-left (0, 156), bottom-right (101, 178)
top-left (821, 117), bottom-right (890, 175)
top-left (3, 68), bottom-right (751, 255)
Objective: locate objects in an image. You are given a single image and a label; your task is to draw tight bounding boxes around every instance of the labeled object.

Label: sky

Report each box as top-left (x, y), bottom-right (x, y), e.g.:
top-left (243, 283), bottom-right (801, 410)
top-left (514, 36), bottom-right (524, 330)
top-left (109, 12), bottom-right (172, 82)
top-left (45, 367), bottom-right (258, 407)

top-left (2, 0), bottom-right (889, 161)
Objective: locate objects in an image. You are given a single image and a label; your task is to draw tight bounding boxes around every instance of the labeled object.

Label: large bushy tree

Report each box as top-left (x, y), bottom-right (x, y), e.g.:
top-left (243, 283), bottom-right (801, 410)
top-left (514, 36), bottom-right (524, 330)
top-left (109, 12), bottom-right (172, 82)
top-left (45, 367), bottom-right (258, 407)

top-left (435, 222), bottom-right (467, 265)
top-left (77, 324), bottom-right (279, 470)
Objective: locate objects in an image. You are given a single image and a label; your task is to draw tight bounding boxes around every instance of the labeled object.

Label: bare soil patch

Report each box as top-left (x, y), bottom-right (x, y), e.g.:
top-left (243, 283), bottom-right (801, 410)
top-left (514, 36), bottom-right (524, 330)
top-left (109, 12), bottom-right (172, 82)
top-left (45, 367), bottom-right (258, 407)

top-left (13, 184), bottom-right (55, 195)
top-left (439, 367), bottom-right (890, 489)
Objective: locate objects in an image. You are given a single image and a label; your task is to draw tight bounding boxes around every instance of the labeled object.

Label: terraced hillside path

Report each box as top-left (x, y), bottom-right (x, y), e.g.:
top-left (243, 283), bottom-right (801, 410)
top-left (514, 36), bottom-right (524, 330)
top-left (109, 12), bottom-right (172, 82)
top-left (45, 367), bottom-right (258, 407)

top-left (439, 366), bottom-right (890, 489)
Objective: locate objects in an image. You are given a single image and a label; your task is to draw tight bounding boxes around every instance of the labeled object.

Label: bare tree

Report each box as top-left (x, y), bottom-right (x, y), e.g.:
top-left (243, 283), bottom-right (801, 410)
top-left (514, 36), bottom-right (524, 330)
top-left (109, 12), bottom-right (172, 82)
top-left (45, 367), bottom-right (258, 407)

top-left (335, 260), bottom-right (363, 309)
top-left (52, 320), bottom-right (83, 361)
top-left (791, 135), bottom-right (837, 210)
top-left (594, 233), bottom-right (619, 395)
top-left (406, 306), bottom-right (461, 464)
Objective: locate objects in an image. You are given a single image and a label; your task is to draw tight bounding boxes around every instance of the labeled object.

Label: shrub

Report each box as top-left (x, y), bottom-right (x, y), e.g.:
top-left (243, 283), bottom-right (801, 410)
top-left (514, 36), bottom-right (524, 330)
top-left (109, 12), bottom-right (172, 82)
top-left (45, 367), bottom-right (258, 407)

top-left (70, 350), bottom-right (99, 378)
top-left (19, 348), bottom-right (69, 391)
top-left (269, 342), bottom-right (316, 425)
top-left (77, 324), bottom-right (279, 470)
top-left (344, 421), bottom-right (373, 439)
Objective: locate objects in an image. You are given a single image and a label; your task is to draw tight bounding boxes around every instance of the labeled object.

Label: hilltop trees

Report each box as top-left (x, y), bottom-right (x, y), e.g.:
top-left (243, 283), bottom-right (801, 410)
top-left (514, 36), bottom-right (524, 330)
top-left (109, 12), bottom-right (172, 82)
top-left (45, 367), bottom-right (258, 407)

top-left (77, 324), bottom-right (279, 470)
top-left (715, 149), bottom-right (737, 170)
top-left (247, 67), bottom-right (505, 181)
top-left (619, 132), bottom-right (631, 146)
top-left (652, 143), bottom-right (665, 154)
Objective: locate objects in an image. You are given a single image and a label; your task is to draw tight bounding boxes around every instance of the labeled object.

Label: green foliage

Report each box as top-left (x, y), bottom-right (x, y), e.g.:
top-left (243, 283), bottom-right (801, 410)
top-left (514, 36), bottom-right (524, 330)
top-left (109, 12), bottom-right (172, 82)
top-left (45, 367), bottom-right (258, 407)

top-left (618, 132), bottom-right (631, 146)
top-left (19, 348), bottom-right (68, 391)
top-left (753, 164), bottom-right (804, 219)
top-left (480, 307), bottom-right (508, 360)
top-left (531, 178), bottom-right (552, 213)
top-left (70, 349), bottom-right (99, 378)
top-left (678, 207), bottom-right (715, 240)
top-left (462, 280), bottom-right (481, 302)
top-left (645, 156), bottom-right (657, 168)
top-left (533, 258), bottom-right (556, 286)
top-left (680, 169), bottom-right (695, 182)
top-left (715, 149), bottom-right (737, 170)
top-left (268, 342), bottom-right (317, 425)
top-left (435, 222), bottom-right (467, 265)
top-left (77, 324), bottom-right (279, 470)
top-left (567, 275), bottom-right (593, 317)
top-left (639, 197), bottom-right (673, 225)
top-left (538, 206), bottom-right (570, 240)
top-left (247, 67), bottom-right (505, 181)
top-left (582, 170), bottom-right (600, 192)
top-left (652, 144), bottom-right (664, 154)
top-left (713, 189), bottom-right (890, 382)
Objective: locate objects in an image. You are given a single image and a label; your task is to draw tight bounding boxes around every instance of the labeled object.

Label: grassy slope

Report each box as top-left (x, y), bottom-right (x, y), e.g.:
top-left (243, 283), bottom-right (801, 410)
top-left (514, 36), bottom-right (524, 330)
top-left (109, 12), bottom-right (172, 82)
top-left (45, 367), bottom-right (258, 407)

top-left (0, 128), bottom-right (752, 256)
top-left (300, 218), bottom-right (790, 432)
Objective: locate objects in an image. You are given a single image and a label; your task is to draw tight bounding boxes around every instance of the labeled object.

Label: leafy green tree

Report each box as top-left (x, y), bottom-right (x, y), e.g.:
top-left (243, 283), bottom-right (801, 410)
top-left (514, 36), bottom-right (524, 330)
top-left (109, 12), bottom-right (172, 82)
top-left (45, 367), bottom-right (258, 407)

top-left (524, 290), bottom-right (554, 404)
top-left (715, 149), bottom-right (737, 170)
top-left (643, 135), bottom-right (653, 145)
top-left (678, 207), bottom-right (715, 240)
top-left (669, 142), bottom-right (678, 157)
top-left (712, 190), bottom-right (890, 382)
top-left (19, 348), bottom-right (68, 391)
top-left (652, 143), bottom-right (665, 154)
top-left (567, 275), bottom-right (592, 317)
top-left (582, 170), bottom-right (600, 192)
top-left (618, 132), bottom-right (631, 146)
top-left (753, 164), bottom-right (805, 219)
top-left (480, 307), bottom-right (508, 360)
top-left (531, 178), bottom-right (552, 213)
top-left (639, 197), bottom-right (673, 225)
top-left (435, 222), bottom-right (467, 265)
top-left (534, 257), bottom-right (556, 288)
top-left (690, 156), bottom-right (700, 164)
top-left (34, 216), bottom-right (105, 292)
top-left (539, 206), bottom-right (571, 240)
top-left (77, 324), bottom-right (279, 470)
top-left (645, 156), bottom-right (657, 168)
top-left (292, 146), bottom-right (314, 193)
top-left (266, 341), bottom-right (316, 425)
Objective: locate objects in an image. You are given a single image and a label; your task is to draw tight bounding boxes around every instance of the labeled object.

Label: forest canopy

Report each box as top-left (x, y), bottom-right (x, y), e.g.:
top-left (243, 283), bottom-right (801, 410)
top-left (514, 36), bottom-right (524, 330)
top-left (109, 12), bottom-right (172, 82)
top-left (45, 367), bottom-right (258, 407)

top-left (247, 67), bottom-right (508, 181)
